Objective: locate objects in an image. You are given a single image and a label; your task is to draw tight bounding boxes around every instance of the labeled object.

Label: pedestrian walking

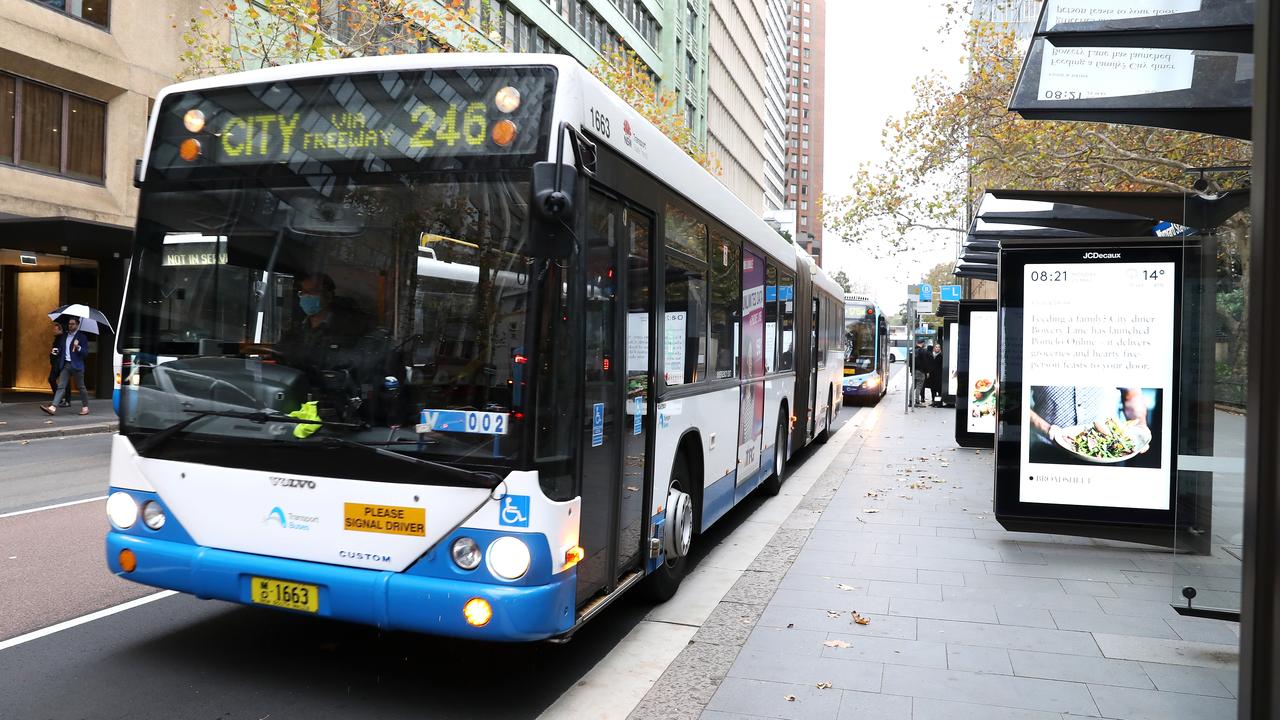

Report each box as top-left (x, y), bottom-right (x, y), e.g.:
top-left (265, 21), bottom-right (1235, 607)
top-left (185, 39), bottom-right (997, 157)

top-left (48, 321), bottom-right (66, 401)
top-left (42, 317), bottom-right (91, 415)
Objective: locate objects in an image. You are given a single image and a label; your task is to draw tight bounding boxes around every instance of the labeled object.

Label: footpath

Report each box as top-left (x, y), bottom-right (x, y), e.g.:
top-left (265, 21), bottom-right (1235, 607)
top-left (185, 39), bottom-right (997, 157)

top-left (629, 387), bottom-right (1240, 720)
top-left (0, 398), bottom-right (116, 443)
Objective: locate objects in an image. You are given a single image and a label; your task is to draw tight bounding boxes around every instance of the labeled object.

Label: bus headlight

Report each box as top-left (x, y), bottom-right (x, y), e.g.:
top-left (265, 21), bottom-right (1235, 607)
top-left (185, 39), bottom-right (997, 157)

top-left (451, 537), bottom-right (482, 570)
top-left (487, 536), bottom-right (531, 580)
top-left (141, 501), bottom-right (166, 530)
top-left (106, 492), bottom-right (138, 529)
top-left (866, 376), bottom-right (881, 388)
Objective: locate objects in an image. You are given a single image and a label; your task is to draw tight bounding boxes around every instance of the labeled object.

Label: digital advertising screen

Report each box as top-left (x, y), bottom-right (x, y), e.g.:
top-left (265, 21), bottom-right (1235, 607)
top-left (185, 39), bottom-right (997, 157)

top-left (995, 240), bottom-right (1182, 529)
top-left (954, 300), bottom-right (997, 449)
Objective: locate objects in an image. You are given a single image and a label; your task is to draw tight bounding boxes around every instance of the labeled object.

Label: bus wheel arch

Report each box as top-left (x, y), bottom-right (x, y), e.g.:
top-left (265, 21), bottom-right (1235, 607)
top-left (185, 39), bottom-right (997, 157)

top-left (644, 434), bottom-right (701, 602)
top-left (759, 400), bottom-right (789, 497)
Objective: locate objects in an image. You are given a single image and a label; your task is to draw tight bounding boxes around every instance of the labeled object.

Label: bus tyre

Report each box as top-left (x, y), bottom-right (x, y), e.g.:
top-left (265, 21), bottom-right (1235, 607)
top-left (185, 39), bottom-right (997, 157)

top-left (817, 389), bottom-right (834, 444)
top-left (644, 457), bottom-right (695, 602)
top-left (760, 419), bottom-right (788, 497)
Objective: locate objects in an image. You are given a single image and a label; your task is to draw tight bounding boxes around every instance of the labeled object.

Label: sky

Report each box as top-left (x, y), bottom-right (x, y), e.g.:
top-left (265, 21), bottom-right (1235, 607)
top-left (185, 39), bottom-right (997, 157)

top-left (819, 1), bottom-right (969, 309)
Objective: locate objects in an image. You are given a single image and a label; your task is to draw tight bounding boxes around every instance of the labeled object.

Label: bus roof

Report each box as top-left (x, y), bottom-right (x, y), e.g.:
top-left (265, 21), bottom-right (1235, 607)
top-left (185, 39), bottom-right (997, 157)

top-left (142, 54), bottom-right (839, 295)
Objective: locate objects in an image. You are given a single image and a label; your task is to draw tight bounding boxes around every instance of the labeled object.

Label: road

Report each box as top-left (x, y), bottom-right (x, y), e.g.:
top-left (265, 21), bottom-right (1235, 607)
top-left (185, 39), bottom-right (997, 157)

top-left (0, 398), bottom-right (871, 720)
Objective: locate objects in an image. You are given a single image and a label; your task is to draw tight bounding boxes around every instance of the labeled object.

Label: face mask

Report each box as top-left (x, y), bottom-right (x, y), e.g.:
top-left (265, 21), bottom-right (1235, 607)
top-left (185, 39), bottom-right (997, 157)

top-left (299, 295), bottom-right (324, 316)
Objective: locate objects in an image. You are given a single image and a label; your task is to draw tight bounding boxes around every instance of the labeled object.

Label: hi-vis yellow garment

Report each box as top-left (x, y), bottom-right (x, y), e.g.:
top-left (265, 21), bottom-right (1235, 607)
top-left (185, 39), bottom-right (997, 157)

top-left (288, 401), bottom-right (322, 439)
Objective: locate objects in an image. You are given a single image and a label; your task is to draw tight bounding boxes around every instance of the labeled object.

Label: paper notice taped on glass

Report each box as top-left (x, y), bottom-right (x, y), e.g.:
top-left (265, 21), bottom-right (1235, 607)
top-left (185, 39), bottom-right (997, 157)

top-left (1038, 42), bottom-right (1195, 102)
top-left (627, 312), bottom-right (649, 372)
top-left (1045, 0), bottom-right (1202, 29)
top-left (664, 311), bottom-right (686, 386)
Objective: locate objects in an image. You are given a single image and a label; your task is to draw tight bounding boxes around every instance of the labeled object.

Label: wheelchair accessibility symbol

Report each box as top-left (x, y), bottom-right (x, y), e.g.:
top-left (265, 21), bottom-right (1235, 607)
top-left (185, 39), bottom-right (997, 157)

top-left (499, 494), bottom-right (530, 527)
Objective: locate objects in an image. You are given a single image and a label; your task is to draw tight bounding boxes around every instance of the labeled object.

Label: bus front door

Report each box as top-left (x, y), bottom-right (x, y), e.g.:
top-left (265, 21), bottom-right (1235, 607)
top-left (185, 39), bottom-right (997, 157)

top-left (577, 189), bottom-right (654, 602)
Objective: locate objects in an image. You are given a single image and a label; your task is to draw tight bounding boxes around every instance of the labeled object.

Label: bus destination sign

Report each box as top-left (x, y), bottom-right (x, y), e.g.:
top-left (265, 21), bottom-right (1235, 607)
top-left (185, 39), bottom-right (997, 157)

top-left (148, 67), bottom-right (555, 174)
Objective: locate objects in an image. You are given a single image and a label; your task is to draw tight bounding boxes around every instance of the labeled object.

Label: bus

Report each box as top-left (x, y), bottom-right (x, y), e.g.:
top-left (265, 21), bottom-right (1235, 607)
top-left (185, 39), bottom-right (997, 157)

top-left (106, 54), bottom-right (846, 642)
top-left (841, 294), bottom-right (889, 405)
top-left (888, 324), bottom-right (910, 363)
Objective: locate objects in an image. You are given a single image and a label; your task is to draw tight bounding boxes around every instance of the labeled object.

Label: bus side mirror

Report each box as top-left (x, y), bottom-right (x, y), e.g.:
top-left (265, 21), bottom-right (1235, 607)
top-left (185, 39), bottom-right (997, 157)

top-left (529, 161), bottom-right (577, 259)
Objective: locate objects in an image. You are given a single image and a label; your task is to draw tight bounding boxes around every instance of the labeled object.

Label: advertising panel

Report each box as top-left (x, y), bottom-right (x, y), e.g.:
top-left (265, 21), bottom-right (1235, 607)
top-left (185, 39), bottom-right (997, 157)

top-left (954, 300), bottom-right (997, 448)
top-left (995, 240), bottom-right (1182, 530)
top-left (737, 251), bottom-right (767, 482)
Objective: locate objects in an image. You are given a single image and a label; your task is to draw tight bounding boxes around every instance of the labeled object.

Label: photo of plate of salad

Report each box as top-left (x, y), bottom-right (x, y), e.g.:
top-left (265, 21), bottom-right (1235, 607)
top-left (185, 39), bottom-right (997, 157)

top-left (1054, 417), bottom-right (1152, 463)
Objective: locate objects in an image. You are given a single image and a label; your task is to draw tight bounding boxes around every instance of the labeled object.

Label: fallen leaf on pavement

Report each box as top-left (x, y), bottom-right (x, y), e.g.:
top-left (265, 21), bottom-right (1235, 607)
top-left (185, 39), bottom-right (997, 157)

top-left (852, 612), bottom-right (871, 625)
top-left (815, 682), bottom-right (833, 690)
top-left (822, 639), bottom-right (851, 648)
top-left (784, 694), bottom-right (797, 702)
top-left (787, 623), bottom-right (795, 628)
top-left (836, 583), bottom-right (857, 591)
top-left (43, 420), bottom-right (53, 425)
top-left (862, 508), bottom-right (879, 514)
top-left (20, 440), bottom-right (28, 445)
top-left (826, 610), bottom-right (842, 619)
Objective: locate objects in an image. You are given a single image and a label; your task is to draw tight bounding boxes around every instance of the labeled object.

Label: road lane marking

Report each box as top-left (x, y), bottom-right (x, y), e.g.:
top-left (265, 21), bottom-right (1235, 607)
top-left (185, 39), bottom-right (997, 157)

top-left (0, 495), bottom-right (107, 519)
top-left (0, 591), bottom-right (177, 652)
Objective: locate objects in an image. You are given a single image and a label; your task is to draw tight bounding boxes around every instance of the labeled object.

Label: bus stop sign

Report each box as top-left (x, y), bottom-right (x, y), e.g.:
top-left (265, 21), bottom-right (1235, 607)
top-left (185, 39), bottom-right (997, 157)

top-left (941, 285), bottom-right (961, 302)
top-left (918, 284), bottom-right (933, 302)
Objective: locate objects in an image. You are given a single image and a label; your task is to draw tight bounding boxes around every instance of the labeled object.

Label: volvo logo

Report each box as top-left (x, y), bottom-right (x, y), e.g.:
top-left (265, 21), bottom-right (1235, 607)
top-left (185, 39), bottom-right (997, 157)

top-left (1083, 252), bottom-right (1121, 259)
top-left (270, 476), bottom-right (316, 489)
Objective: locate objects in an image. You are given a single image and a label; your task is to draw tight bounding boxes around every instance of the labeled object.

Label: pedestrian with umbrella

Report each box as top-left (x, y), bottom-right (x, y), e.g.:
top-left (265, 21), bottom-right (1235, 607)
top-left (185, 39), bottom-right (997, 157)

top-left (42, 304), bottom-right (112, 416)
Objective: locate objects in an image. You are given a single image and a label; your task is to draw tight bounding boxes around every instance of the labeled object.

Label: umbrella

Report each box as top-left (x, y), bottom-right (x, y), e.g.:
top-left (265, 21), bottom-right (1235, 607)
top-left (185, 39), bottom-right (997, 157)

top-left (48, 303), bottom-right (114, 335)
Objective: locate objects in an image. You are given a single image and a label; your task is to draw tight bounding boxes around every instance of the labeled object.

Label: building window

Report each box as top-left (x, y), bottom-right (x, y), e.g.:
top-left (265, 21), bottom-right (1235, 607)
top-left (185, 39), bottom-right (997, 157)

top-left (34, 0), bottom-right (110, 27)
top-left (1, 73), bottom-right (105, 182)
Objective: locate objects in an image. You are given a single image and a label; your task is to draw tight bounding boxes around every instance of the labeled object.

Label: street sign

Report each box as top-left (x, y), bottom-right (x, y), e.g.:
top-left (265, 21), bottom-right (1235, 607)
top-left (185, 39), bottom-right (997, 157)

top-left (918, 284), bottom-right (933, 302)
top-left (941, 284), bottom-right (961, 302)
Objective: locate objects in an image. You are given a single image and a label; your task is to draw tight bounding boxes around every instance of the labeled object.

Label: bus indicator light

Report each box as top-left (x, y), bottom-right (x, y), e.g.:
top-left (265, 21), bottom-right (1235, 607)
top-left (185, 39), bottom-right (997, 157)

top-left (564, 546), bottom-right (585, 568)
top-left (118, 548), bottom-right (137, 573)
top-left (183, 108), bottom-right (205, 133)
top-left (494, 86), bottom-right (521, 113)
top-left (463, 597), bottom-right (492, 627)
top-left (179, 138), bottom-right (202, 162)
top-left (491, 119), bottom-right (517, 147)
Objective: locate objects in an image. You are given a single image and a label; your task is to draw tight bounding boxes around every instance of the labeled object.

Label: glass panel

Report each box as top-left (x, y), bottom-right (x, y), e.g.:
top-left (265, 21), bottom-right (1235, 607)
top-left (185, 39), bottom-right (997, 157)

top-left (664, 203), bottom-right (708, 262)
top-left (66, 95), bottom-right (104, 181)
top-left (1173, 192), bottom-right (1248, 615)
top-left (663, 251), bottom-right (706, 385)
top-left (765, 264), bottom-right (778, 373)
top-left (0, 74), bottom-right (13, 162)
top-left (709, 230), bottom-right (739, 379)
top-left (20, 81), bottom-right (62, 173)
top-left (620, 207), bottom-right (652, 570)
top-left (779, 271), bottom-right (795, 370)
top-left (120, 173), bottom-right (534, 468)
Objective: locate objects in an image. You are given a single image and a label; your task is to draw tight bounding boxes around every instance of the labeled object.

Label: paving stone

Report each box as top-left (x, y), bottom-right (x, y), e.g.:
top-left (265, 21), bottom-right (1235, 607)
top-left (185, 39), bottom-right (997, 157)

top-left (1140, 662), bottom-right (1234, 698)
top-left (631, 640), bottom-right (738, 720)
top-left (833, 689), bottom-right (912, 720)
top-left (1087, 683), bottom-right (1236, 720)
top-left (722, 570), bottom-right (785, 606)
top-left (705, 677), bottom-right (843, 720)
top-left (1095, 597), bottom-right (1180, 618)
top-left (700, 711), bottom-right (770, 720)
top-left (946, 644), bottom-right (1013, 674)
top-left (879, 664), bottom-right (1100, 715)
top-left (943, 586), bottom-right (1103, 612)
top-left (742, 626), bottom-right (828, 658)
top-left (911, 697), bottom-right (1065, 720)
top-left (1092, 633), bottom-right (1239, 669)
top-left (916, 569), bottom-right (965, 586)
top-left (917, 619), bottom-right (1102, 656)
top-left (994, 606), bottom-right (1057, 629)
top-left (1050, 610), bottom-right (1181, 639)
top-left (758, 606), bottom-right (916, 640)
top-left (726, 649), bottom-right (883, 692)
top-left (788, 562), bottom-right (919, 584)
top-left (1059, 579), bottom-right (1121, 596)
top-left (961, 572), bottom-right (1073, 594)
top-left (1107, 582), bottom-right (1176, 601)
top-left (694, 601), bottom-right (766, 647)
top-left (983, 562), bottom-right (1133, 584)
top-left (935, 527), bottom-right (976, 539)
top-left (888, 597), bottom-right (998, 623)
top-left (866, 580), bottom-right (943, 601)
top-left (1164, 617), bottom-right (1240, 645)
top-left (1007, 649), bottom-right (1153, 689)
top-left (818, 633), bottom-right (949, 668)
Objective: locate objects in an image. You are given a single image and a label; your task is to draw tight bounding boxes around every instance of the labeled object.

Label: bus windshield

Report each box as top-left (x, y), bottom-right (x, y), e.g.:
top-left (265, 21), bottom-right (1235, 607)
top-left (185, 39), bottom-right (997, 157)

top-left (119, 172), bottom-right (534, 467)
top-left (844, 304), bottom-right (876, 373)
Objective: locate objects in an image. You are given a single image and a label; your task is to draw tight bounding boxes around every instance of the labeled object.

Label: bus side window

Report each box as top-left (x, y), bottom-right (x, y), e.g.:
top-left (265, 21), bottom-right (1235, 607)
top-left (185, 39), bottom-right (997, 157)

top-left (765, 264), bottom-right (778, 374)
top-left (779, 272), bottom-right (794, 371)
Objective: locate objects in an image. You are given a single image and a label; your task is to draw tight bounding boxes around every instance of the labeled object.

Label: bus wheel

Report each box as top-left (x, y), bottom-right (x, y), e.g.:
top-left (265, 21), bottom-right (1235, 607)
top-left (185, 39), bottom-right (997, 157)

top-left (643, 456), bottom-right (695, 602)
top-left (760, 419), bottom-right (788, 497)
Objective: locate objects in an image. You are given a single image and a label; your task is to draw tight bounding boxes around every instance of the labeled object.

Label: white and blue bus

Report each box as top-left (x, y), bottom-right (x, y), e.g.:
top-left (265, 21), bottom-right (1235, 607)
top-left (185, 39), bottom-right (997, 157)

top-left (106, 54), bottom-right (845, 642)
top-left (841, 294), bottom-right (889, 405)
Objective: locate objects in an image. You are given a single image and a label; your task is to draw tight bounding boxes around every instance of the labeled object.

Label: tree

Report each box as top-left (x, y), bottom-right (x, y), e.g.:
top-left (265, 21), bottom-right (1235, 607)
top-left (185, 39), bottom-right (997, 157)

top-left (824, 20), bottom-right (1251, 254)
top-left (590, 47), bottom-right (719, 174)
top-left (830, 270), bottom-right (852, 294)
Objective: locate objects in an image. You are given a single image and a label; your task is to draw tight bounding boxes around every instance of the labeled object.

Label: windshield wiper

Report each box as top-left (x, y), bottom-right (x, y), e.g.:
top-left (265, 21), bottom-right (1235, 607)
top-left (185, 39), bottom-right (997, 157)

top-left (303, 434), bottom-right (504, 491)
top-left (134, 409), bottom-right (359, 455)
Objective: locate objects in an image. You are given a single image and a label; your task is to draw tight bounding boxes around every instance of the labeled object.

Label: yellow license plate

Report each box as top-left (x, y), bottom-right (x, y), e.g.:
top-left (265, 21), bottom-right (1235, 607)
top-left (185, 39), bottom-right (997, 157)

top-left (251, 576), bottom-right (319, 613)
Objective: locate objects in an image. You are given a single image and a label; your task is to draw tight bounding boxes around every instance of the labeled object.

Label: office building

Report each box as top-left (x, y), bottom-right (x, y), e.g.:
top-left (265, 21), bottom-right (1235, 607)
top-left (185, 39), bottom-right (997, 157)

top-left (785, 0), bottom-right (825, 263)
top-left (0, 0), bottom-right (201, 399)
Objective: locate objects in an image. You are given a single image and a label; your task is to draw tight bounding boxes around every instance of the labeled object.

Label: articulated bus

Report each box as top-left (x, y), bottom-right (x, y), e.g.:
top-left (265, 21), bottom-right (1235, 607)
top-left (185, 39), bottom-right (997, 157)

top-left (841, 294), bottom-right (889, 405)
top-left (106, 55), bottom-right (845, 642)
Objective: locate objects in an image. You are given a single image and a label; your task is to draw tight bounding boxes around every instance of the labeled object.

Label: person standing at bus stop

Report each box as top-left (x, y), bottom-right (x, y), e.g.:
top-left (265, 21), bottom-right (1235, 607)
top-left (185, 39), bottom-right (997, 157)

top-left (913, 338), bottom-right (929, 407)
top-left (42, 317), bottom-right (92, 416)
